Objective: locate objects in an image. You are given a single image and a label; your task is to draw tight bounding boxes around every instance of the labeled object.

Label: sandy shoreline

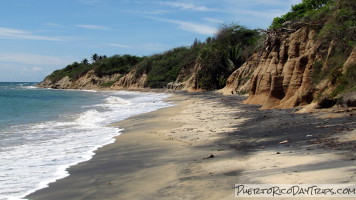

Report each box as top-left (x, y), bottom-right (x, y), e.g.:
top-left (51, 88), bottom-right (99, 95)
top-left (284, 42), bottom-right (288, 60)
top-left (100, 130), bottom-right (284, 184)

top-left (26, 92), bottom-right (355, 200)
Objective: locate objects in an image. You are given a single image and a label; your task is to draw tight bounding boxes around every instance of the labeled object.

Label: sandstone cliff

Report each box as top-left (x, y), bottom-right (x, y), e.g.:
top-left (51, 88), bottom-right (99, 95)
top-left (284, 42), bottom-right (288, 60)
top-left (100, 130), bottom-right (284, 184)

top-left (221, 26), bottom-right (355, 109)
top-left (38, 70), bottom-right (122, 89)
top-left (167, 62), bottom-right (202, 92)
top-left (110, 70), bottom-right (147, 89)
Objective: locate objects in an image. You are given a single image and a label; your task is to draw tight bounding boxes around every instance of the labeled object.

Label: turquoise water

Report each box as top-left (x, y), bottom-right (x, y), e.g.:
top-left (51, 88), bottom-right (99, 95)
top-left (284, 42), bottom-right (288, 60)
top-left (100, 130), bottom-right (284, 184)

top-left (0, 82), bottom-right (103, 129)
top-left (0, 82), bottom-right (171, 200)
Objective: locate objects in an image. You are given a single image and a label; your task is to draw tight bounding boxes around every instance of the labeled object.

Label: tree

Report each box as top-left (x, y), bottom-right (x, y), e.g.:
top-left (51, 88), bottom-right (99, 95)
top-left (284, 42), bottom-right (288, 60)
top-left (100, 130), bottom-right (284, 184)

top-left (81, 58), bottom-right (89, 65)
top-left (192, 38), bottom-right (201, 48)
top-left (302, 0), bottom-right (331, 9)
top-left (196, 23), bottom-right (261, 90)
top-left (91, 53), bottom-right (98, 62)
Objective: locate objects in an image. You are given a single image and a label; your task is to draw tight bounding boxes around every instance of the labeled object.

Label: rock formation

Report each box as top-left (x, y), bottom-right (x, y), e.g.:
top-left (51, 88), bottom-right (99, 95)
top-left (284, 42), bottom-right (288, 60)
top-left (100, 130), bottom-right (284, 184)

top-left (111, 70), bottom-right (147, 89)
top-left (38, 70), bottom-right (122, 89)
top-left (167, 62), bottom-right (202, 92)
top-left (38, 23), bottom-right (355, 109)
top-left (222, 26), bottom-right (355, 109)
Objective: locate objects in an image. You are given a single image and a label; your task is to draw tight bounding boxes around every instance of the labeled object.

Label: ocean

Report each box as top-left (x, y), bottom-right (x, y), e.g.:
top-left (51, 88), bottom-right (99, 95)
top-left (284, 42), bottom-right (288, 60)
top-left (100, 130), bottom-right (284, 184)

top-left (0, 82), bottom-right (171, 200)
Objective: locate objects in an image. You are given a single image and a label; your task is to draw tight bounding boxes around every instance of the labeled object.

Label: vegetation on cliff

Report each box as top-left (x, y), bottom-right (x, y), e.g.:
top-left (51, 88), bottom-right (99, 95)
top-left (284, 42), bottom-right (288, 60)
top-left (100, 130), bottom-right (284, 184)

top-left (47, 54), bottom-right (142, 83)
top-left (271, 0), bottom-right (355, 98)
top-left (196, 25), bottom-right (261, 90)
top-left (134, 46), bottom-right (200, 88)
top-left (44, 23), bottom-right (261, 90)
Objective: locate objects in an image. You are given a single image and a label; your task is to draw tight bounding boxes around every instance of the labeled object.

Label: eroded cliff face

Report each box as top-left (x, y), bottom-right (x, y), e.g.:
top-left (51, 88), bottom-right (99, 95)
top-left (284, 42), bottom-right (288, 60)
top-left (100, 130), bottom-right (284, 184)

top-left (38, 70), bottom-right (122, 89)
top-left (38, 25), bottom-right (354, 109)
top-left (248, 27), bottom-right (318, 109)
top-left (219, 53), bottom-right (260, 95)
top-left (221, 26), bottom-right (354, 109)
top-left (110, 70), bottom-right (147, 89)
top-left (167, 62), bottom-right (202, 92)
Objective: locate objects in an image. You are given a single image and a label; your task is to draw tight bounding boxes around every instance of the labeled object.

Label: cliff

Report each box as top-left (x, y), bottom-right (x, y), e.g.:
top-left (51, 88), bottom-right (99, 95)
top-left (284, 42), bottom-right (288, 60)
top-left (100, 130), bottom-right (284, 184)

top-left (38, 70), bottom-right (122, 89)
top-left (221, 26), bottom-right (355, 109)
top-left (167, 62), bottom-right (202, 92)
top-left (111, 70), bottom-right (147, 89)
top-left (38, 0), bottom-right (355, 109)
top-left (38, 24), bottom-right (354, 109)
top-left (222, 27), bottom-right (318, 108)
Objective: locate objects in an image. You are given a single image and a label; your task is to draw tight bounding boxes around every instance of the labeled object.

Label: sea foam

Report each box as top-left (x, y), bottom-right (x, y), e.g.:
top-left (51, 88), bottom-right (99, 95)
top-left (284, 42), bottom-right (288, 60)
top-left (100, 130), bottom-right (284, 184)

top-left (0, 90), bottom-right (171, 200)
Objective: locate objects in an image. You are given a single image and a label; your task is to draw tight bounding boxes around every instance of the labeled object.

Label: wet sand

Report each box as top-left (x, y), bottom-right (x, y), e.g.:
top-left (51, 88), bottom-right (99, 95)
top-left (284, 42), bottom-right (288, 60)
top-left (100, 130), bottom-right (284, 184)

top-left (27, 92), bottom-right (356, 200)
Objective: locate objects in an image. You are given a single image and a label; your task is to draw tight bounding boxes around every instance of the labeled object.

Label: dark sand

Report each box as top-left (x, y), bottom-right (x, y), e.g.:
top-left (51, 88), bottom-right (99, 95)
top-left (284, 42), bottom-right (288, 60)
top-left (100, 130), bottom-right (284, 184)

top-left (26, 92), bottom-right (356, 200)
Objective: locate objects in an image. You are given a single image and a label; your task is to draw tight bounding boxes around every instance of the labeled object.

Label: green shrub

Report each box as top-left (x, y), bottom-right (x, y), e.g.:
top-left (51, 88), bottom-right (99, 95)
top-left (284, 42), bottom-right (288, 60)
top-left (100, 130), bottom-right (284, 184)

top-left (145, 47), bottom-right (199, 88)
top-left (311, 47), bottom-right (354, 98)
top-left (94, 54), bottom-right (142, 77)
top-left (46, 62), bottom-right (92, 82)
top-left (196, 24), bottom-right (261, 90)
top-left (270, 0), bottom-right (333, 29)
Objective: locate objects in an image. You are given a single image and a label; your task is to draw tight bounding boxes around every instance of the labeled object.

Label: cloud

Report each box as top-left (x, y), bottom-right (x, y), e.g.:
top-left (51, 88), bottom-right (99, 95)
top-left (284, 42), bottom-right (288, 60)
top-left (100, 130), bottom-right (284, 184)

top-left (222, 0), bottom-right (295, 6)
top-left (291, 0), bottom-right (302, 5)
top-left (157, 1), bottom-right (212, 11)
top-left (203, 18), bottom-right (224, 24)
top-left (21, 67), bottom-right (43, 73)
top-left (150, 17), bottom-right (217, 35)
top-left (0, 53), bottom-right (71, 66)
top-left (233, 9), bottom-right (287, 19)
top-left (104, 43), bottom-right (131, 48)
top-left (143, 9), bottom-right (171, 15)
top-left (77, 0), bottom-right (107, 6)
top-left (74, 24), bottom-right (111, 30)
top-left (176, 21), bottom-right (217, 35)
top-left (139, 42), bottom-right (169, 53)
top-left (0, 27), bottom-right (64, 41)
top-left (44, 23), bottom-right (67, 29)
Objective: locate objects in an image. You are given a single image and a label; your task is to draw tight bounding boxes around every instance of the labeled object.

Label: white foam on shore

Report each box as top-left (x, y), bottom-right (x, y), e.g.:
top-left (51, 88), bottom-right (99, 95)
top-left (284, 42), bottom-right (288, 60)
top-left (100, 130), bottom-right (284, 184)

top-left (0, 91), bottom-right (171, 200)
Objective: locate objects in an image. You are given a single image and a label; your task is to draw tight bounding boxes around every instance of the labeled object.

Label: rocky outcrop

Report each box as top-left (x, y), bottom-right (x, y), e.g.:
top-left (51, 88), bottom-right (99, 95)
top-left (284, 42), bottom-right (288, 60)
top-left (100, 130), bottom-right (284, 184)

top-left (38, 70), bottom-right (122, 89)
top-left (223, 26), bottom-right (355, 109)
top-left (246, 27), bottom-right (318, 109)
top-left (167, 62), bottom-right (203, 92)
top-left (221, 27), bottom-right (317, 108)
top-left (339, 92), bottom-right (356, 107)
top-left (111, 70), bottom-right (147, 89)
top-left (219, 53), bottom-right (260, 95)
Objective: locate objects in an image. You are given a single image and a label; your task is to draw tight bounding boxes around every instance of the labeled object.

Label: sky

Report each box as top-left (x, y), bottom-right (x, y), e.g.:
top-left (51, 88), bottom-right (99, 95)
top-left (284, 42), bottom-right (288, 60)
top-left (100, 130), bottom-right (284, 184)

top-left (0, 0), bottom-right (301, 82)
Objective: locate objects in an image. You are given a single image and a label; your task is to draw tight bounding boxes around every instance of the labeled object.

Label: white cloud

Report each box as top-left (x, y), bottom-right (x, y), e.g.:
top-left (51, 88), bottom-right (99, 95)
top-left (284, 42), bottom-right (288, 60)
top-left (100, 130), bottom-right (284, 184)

top-left (0, 27), bottom-right (64, 41)
top-left (222, 0), bottom-right (295, 6)
top-left (176, 21), bottom-right (217, 35)
top-left (0, 53), bottom-right (71, 66)
top-left (104, 43), bottom-right (131, 48)
top-left (157, 1), bottom-right (212, 11)
top-left (77, 0), bottom-right (107, 6)
top-left (143, 9), bottom-right (171, 15)
top-left (44, 23), bottom-right (67, 29)
top-left (139, 43), bottom-right (169, 53)
top-left (74, 24), bottom-right (111, 30)
top-left (21, 67), bottom-right (43, 73)
top-left (234, 9), bottom-right (287, 19)
top-left (150, 17), bottom-right (217, 35)
top-left (203, 18), bottom-right (224, 24)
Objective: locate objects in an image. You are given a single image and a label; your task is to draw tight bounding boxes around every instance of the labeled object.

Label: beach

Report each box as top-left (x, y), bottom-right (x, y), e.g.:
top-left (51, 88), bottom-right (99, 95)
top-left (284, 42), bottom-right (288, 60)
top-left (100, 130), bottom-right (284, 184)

top-left (26, 92), bottom-right (356, 200)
